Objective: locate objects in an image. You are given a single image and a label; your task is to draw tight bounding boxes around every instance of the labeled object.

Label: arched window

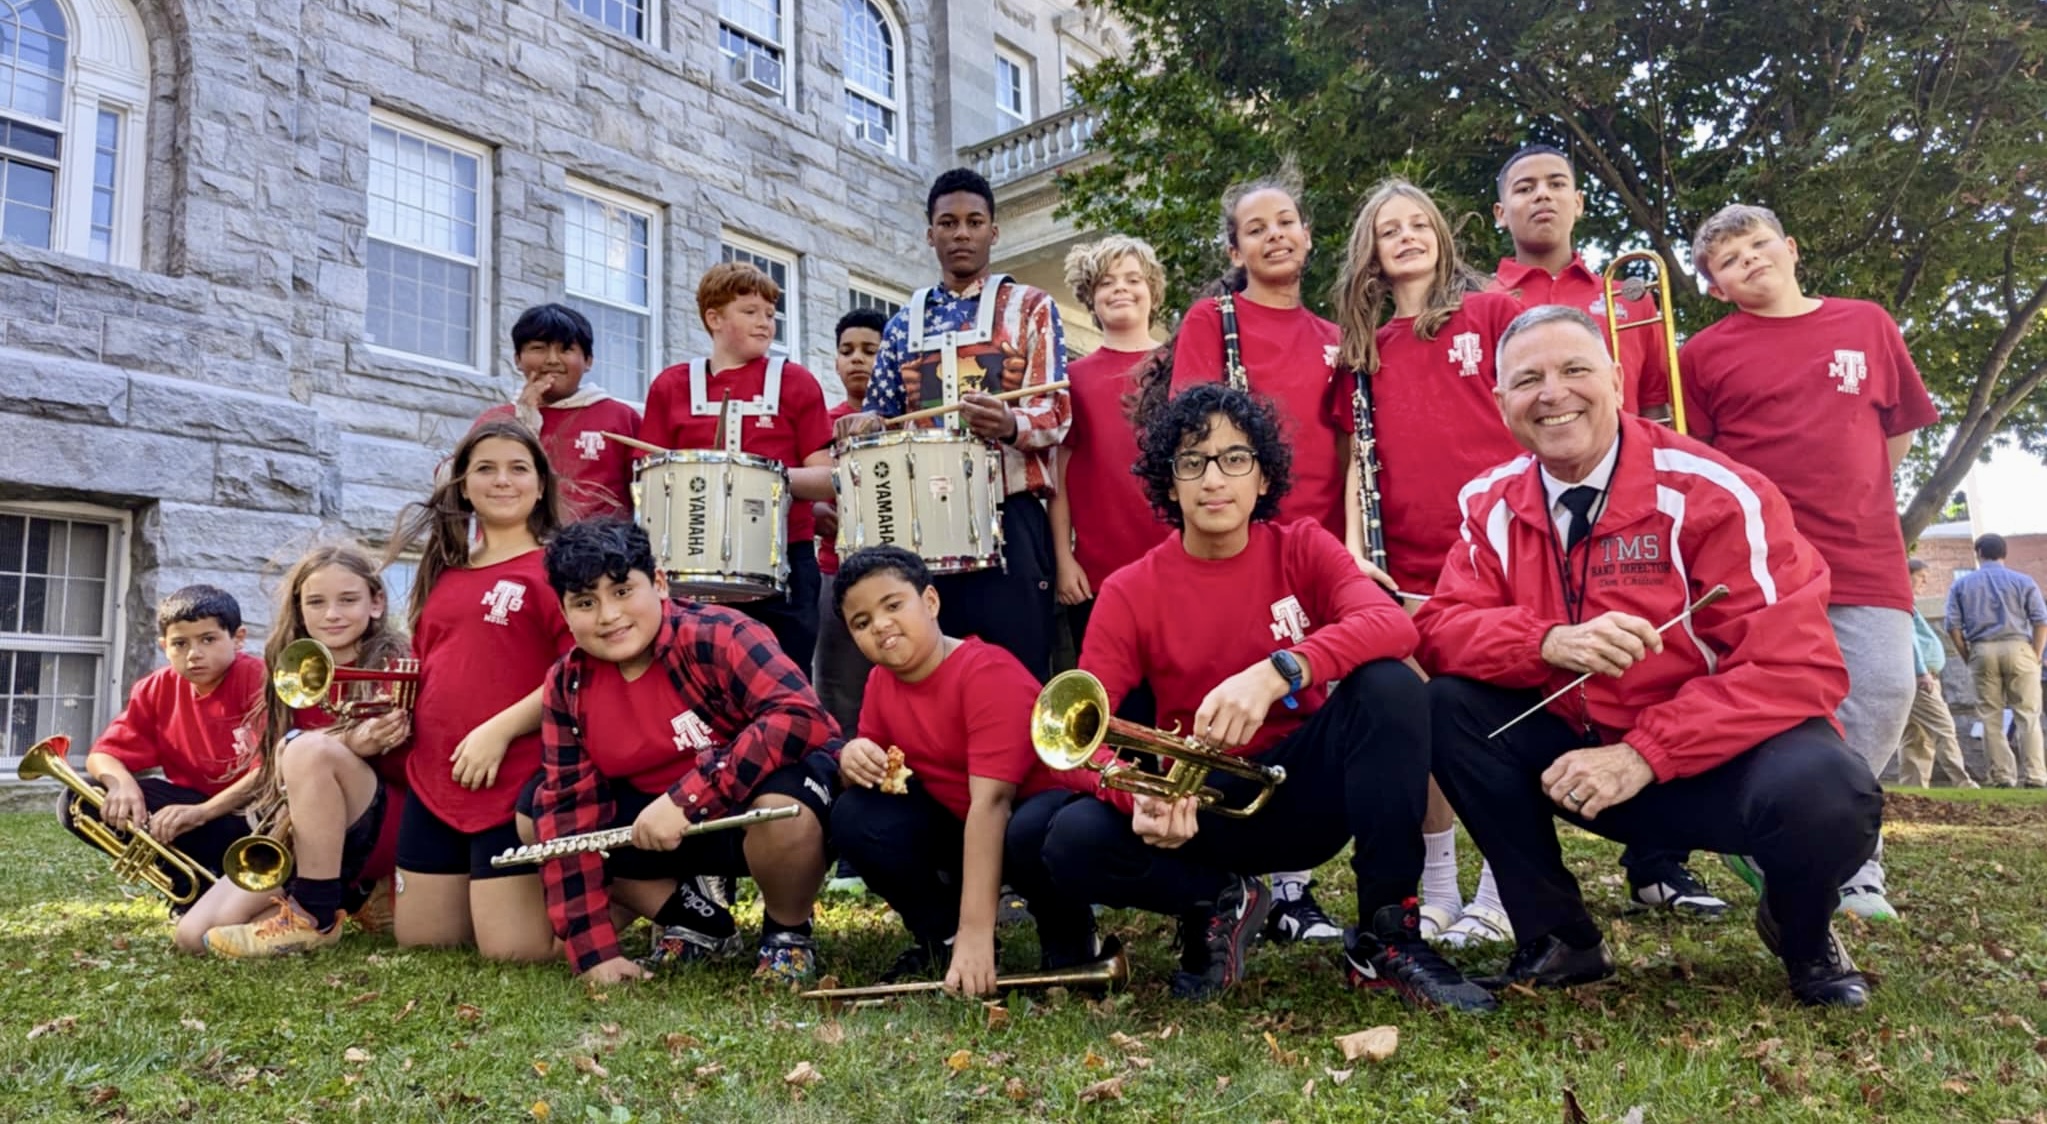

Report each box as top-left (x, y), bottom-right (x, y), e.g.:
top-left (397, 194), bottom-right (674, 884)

top-left (0, 0), bottom-right (148, 266)
top-left (843, 0), bottom-right (903, 155)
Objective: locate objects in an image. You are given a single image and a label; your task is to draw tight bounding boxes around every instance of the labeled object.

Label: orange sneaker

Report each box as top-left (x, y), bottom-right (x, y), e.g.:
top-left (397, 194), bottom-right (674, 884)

top-left (348, 877), bottom-right (395, 935)
top-left (204, 899), bottom-right (346, 958)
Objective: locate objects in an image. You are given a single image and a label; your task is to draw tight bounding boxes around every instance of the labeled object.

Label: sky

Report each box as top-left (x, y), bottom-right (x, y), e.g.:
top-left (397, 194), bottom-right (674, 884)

top-left (1960, 447), bottom-right (2047, 536)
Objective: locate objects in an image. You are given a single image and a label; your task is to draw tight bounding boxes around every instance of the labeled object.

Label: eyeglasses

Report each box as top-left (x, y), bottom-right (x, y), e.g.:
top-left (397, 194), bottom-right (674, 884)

top-left (1171, 446), bottom-right (1259, 481)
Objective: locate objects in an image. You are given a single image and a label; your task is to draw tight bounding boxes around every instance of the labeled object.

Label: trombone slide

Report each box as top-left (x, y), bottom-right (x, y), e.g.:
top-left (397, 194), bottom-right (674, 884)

top-left (1601, 250), bottom-right (1687, 435)
top-left (800, 938), bottom-right (1129, 1002)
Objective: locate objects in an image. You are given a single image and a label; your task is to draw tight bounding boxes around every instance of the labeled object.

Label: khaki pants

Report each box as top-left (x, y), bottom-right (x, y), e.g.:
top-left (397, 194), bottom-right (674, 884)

top-left (1969, 639), bottom-right (2045, 785)
top-left (1897, 678), bottom-right (1973, 787)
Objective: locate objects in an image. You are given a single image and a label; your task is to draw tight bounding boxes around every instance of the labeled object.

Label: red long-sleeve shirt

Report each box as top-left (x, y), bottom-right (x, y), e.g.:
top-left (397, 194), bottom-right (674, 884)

top-left (1414, 415), bottom-right (1847, 780)
top-left (534, 603), bottom-right (841, 972)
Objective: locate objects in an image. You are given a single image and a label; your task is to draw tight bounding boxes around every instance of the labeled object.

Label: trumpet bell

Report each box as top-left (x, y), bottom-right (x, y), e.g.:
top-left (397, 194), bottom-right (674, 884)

top-left (1030, 670), bottom-right (1109, 771)
top-left (274, 637), bottom-right (335, 710)
top-left (223, 834), bottom-right (294, 894)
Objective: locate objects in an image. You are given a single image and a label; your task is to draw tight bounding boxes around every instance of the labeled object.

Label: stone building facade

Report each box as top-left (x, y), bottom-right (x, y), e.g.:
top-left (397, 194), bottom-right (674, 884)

top-left (0, 0), bottom-right (1119, 767)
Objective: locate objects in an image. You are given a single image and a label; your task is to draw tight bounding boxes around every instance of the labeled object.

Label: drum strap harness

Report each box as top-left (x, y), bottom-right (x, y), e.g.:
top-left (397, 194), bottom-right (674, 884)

top-left (688, 356), bottom-right (787, 454)
top-left (906, 274), bottom-right (1011, 434)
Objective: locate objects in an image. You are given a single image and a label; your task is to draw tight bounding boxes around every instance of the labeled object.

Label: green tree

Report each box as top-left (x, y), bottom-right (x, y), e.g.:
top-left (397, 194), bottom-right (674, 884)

top-left (1061, 0), bottom-right (2045, 540)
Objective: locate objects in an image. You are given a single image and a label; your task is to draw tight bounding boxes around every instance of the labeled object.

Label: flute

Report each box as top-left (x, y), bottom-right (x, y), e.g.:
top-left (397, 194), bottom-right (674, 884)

top-left (489, 804), bottom-right (801, 868)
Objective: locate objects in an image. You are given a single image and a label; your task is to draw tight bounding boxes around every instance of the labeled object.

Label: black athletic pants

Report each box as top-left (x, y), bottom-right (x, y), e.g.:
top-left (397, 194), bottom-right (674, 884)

top-left (1037, 659), bottom-right (1431, 925)
top-left (1428, 675), bottom-right (1881, 962)
top-left (934, 496), bottom-right (1054, 682)
top-left (738, 541), bottom-right (821, 675)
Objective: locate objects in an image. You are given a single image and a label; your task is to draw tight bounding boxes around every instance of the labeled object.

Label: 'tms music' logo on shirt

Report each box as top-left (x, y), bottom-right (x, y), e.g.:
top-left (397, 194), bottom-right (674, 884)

top-left (1268, 595), bottom-right (1311, 644)
top-left (1829, 350), bottom-right (1868, 395)
top-left (1447, 332), bottom-right (1484, 378)
top-left (671, 711), bottom-right (716, 754)
top-left (480, 580), bottom-right (527, 625)
top-left (574, 431), bottom-right (607, 461)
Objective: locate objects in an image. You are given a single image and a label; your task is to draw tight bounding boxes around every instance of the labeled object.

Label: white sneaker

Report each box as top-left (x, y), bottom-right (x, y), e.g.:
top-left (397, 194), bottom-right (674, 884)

top-left (1836, 884), bottom-right (1897, 920)
top-left (1437, 903), bottom-right (1514, 948)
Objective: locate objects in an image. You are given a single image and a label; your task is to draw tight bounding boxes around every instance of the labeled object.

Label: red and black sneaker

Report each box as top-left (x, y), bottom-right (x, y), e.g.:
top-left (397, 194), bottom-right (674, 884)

top-left (1170, 875), bottom-right (1273, 1000)
top-left (1344, 898), bottom-right (1498, 1012)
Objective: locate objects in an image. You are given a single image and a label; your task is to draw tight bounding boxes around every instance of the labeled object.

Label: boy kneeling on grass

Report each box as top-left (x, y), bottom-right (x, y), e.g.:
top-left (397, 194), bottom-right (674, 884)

top-left (831, 546), bottom-right (1101, 994)
top-left (518, 520), bottom-right (842, 986)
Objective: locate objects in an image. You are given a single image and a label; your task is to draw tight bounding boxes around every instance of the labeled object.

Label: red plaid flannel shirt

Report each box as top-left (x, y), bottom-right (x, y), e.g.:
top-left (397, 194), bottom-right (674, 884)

top-left (535, 603), bottom-right (842, 973)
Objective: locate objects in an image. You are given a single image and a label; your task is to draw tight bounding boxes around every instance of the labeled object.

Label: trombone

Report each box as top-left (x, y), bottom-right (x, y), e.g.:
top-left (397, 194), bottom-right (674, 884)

top-left (19, 735), bottom-right (219, 905)
top-left (1030, 670), bottom-right (1286, 818)
top-left (1601, 249), bottom-right (1687, 434)
top-left (273, 637), bottom-right (421, 720)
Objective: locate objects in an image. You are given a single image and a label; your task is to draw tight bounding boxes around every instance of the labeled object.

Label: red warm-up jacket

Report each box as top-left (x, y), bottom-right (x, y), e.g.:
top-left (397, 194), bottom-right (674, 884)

top-left (1414, 414), bottom-right (1847, 781)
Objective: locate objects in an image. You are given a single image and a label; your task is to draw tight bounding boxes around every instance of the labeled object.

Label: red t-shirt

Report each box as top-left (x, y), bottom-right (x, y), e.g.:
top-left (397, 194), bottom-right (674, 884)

top-left (92, 653), bottom-right (266, 795)
top-left (1081, 521), bottom-right (1418, 759)
top-left (474, 399), bottom-right (643, 522)
top-left (817, 399), bottom-right (863, 576)
top-left (406, 550), bottom-right (576, 832)
top-left (577, 658), bottom-right (701, 795)
top-left (857, 638), bottom-right (1060, 820)
top-left (1679, 298), bottom-right (1939, 610)
top-left (641, 357), bottom-right (835, 544)
top-left (1063, 346), bottom-right (1169, 586)
top-left (1170, 297), bottom-right (1347, 538)
top-left (1491, 255), bottom-right (1672, 415)
top-left (1364, 291), bottom-right (1526, 594)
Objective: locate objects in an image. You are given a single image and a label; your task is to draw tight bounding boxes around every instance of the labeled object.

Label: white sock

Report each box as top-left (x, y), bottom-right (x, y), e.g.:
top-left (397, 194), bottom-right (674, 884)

top-left (1468, 861), bottom-right (1506, 918)
top-left (1420, 828), bottom-right (1462, 912)
top-left (1270, 871), bottom-right (1310, 903)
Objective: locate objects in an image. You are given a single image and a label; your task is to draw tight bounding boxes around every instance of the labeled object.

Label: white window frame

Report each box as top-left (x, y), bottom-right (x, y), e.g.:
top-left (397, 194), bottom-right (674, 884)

top-left (562, 0), bottom-right (658, 44)
top-left (0, 500), bottom-right (131, 771)
top-left (0, 0), bottom-right (148, 267)
top-left (842, 0), bottom-right (905, 157)
top-left (847, 280), bottom-right (906, 320)
top-left (717, 0), bottom-right (795, 108)
top-left (364, 110), bottom-right (494, 373)
top-left (720, 232), bottom-right (800, 363)
top-left (995, 44), bottom-right (1031, 129)
top-left (561, 178), bottom-right (663, 404)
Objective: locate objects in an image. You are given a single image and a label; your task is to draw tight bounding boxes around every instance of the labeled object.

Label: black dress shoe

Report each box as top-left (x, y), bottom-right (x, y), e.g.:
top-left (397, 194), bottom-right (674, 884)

top-left (1755, 894), bottom-right (1869, 1008)
top-left (1475, 933), bottom-right (1616, 991)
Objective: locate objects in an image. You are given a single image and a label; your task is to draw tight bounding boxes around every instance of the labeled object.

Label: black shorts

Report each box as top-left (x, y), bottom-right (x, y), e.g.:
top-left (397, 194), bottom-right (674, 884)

top-left (336, 780), bottom-right (389, 887)
top-left (515, 751), bottom-right (840, 882)
top-left (395, 791), bottom-right (528, 881)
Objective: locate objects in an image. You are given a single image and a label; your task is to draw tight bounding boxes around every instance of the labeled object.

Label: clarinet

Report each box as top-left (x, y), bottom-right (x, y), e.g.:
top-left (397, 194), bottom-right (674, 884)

top-left (488, 804), bottom-right (801, 869)
top-left (1352, 368), bottom-right (1388, 574)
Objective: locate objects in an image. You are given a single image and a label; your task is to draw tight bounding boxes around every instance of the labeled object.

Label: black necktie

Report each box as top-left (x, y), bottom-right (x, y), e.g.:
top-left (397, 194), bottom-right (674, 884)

top-left (1560, 485), bottom-right (1601, 552)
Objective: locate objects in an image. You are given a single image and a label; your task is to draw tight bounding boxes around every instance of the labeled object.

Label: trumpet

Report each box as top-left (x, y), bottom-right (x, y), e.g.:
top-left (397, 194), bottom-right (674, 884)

top-left (1601, 249), bottom-right (1687, 434)
top-left (1030, 670), bottom-right (1286, 818)
top-left (800, 937), bottom-right (1129, 1004)
top-left (222, 832), bottom-right (294, 893)
top-left (273, 637), bottom-right (421, 720)
top-left (19, 736), bottom-right (219, 905)
top-left (489, 804), bottom-right (802, 869)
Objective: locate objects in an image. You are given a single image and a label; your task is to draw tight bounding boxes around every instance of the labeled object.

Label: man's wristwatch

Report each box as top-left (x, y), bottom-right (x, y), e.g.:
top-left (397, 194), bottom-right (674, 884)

top-left (1269, 650), bottom-right (1305, 711)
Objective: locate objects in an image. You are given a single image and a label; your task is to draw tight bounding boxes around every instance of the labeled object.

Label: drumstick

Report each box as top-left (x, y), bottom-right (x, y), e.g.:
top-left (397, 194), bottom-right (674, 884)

top-left (884, 380), bottom-right (1072, 428)
top-left (602, 431), bottom-right (673, 456)
top-left (1485, 584), bottom-right (1731, 739)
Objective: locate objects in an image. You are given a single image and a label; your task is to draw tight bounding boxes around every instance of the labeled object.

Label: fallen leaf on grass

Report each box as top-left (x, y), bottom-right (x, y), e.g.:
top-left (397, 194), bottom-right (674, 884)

top-left (946, 1049), bottom-right (973, 1074)
top-left (1326, 1068), bottom-right (1353, 1086)
top-left (180, 1018), bottom-right (207, 1032)
top-left (572, 1055), bottom-right (609, 1078)
top-left (1301, 1078), bottom-right (1316, 1100)
top-left (1004, 1077), bottom-right (1030, 1102)
top-left (1334, 1026), bottom-right (1398, 1063)
top-left (694, 1062), bottom-right (725, 1079)
top-left (984, 1002), bottom-right (1010, 1031)
top-left (1561, 1088), bottom-right (1589, 1124)
top-left (455, 1003), bottom-right (483, 1022)
top-left (1983, 941), bottom-right (2017, 964)
top-left (393, 999), bottom-right (417, 1022)
top-left (1082, 1048), bottom-right (1109, 1069)
top-left (1941, 1078), bottom-right (1973, 1095)
top-left (530, 1101), bottom-right (550, 1120)
top-left (343, 1047), bottom-right (372, 1064)
top-left (27, 1016), bottom-right (77, 1040)
top-left (814, 1021), bottom-right (845, 1046)
top-left (1128, 1056), bottom-right (1154, 1070)
top-left (86, 1085), bottom-right (119, 1106)
top-left (532, 1061), bottom-right (550, 1077)
top-left (1079, 1075), bottom-right (1126, 1103)
top-left (1215, 1075), bottom-right (1231, 1093)
top-left (1108, 1031), bottom-right (1148, 1054)
top-left (110, 935), bottom-right (129, 951)
top-left (344, 991), bottom-right (379, 1007)
top-left (1265, 1031), bottom-right (1299, 1066)
top-left (784, 1061), bottom-right (822, 1087)
top-left (664, 1032), bottom-right (705, 1055)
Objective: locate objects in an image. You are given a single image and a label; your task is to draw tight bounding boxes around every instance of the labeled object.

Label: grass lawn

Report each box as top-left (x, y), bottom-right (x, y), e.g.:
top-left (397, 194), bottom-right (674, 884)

top-left (2, 791), bottom-right (2044, 1123)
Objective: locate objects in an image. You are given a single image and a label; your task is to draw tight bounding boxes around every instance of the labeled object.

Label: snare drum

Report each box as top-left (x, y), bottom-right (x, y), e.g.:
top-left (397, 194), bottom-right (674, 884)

top-left (834, 430), bottom-right (1003, 573)
top-left (634, 451), bottom-right (791, 602)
